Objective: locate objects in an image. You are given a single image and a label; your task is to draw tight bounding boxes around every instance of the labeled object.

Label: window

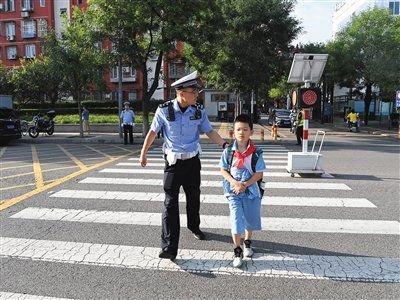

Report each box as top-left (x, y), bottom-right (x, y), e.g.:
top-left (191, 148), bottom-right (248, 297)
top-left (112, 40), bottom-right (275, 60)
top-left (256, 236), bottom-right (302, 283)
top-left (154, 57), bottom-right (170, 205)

top-left (110, 66), bottom-right (136, 80)
top-left (211, 93), bottom-right (230, 102)
top-left (129, 91), bottom-right (137, 101)
top-left (78, 0), bottom-right (83, 5)
top-left (5, 22), bottom-right (16, 37)
top-left (389, 1), bottom-right (400, 15)
top-left (6, 46), bottom-right (17, 60)
top-left (5, 0), bottom-right (15, 11)
top-left (25, 44), bottom-right (36, 58)
top-left (21, 19), bottom-right (36, 38)
top-left (40, 0), bottom-right (45, 7)
top-left (169, 88), bottom-right (177, 100)
top-left (22, 0), bottom-right (33, 11)
top-left (37, 19), bottom-right (48, 37)
top-left (60, 8), bottom-right (67, 16)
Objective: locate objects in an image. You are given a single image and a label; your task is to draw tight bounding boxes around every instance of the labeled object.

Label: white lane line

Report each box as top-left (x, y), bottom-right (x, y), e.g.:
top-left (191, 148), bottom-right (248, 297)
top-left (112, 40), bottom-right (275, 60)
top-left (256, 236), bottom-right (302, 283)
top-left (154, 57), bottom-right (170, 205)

top-left (51, 189), bottom-right (377, 208)
top-left (128, 158), bottom-right (288, 163)
top-left (10, 207), bottom-right (398, 235)
top-left (148, 151), bottom-right (289, 156)
top-left (2, 237), bottom-right (398, 282)
top-left (116, 162), bottom-right (287, 169)
top-left (79, 177), bottom-right (351, 190)
top-left (0, 292), bottom-right (73, 300)
top-left (99, 168), bottom-right (291, 177)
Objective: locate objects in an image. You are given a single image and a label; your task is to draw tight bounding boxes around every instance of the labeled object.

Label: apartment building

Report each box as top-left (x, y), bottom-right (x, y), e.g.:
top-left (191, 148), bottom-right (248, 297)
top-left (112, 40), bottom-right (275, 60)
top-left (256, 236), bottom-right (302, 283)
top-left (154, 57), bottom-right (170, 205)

top-left (332, 0), bottom-right (400, 38)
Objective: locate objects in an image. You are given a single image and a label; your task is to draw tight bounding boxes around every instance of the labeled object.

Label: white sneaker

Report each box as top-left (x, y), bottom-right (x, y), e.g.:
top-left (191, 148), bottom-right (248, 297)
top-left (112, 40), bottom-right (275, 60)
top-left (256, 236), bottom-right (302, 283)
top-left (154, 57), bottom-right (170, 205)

top-left (243, 239), bottom-right (254, 257)
top-left (232, 247), bottom-right (243, 268)
top-left (232, 256), bottom-right (243, 268)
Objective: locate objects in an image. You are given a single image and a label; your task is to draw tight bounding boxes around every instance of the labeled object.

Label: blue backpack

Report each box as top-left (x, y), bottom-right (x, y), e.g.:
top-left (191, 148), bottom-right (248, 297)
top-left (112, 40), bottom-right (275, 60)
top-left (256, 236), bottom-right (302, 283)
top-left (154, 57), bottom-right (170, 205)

top-left (225, 144), bottom-right (265, 196)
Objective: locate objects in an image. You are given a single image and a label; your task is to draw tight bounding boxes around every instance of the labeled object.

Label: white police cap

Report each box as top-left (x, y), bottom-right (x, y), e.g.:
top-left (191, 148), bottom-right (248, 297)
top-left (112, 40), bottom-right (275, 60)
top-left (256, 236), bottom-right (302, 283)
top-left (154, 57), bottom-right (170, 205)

top-left (171, 71), bottom-right (201, 90)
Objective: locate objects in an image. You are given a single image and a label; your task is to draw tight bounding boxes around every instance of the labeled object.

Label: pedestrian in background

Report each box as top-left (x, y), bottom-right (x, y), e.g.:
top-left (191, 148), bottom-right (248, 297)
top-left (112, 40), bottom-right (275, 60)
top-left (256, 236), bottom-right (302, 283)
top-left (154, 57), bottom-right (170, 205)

top-left (120, 101), bottom-right (135, 145)
top-left (82, 107), bottom-right (90, 136)
top-left (296, 110), bottom-right (304, 145)
top-left (139, 71), bottom-right (228, 261)
top-left (219, 114), bottom-right (265, 268)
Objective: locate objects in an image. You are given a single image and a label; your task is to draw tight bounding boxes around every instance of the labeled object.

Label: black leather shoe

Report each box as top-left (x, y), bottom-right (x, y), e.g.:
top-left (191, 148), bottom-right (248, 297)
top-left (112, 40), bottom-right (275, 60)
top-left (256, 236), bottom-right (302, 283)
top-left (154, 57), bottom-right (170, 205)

top-left (192, 230), bottom-right (206, 240)
top-left (158, 250), bottom-right (176, 261)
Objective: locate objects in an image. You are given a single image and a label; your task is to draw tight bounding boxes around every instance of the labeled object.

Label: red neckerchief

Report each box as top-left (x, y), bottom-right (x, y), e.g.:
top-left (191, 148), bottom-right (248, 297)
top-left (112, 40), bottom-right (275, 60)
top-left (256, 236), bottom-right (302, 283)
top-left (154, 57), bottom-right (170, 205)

top-left (234, 140), bottom-right (256, 168)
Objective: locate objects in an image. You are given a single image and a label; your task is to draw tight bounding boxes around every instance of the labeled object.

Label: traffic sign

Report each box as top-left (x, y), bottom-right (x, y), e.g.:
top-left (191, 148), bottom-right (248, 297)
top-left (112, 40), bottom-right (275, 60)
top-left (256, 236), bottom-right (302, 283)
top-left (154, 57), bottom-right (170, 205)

top-left (299, 88), bottom-right (321, 108)
top-left (396, 91), bottom-right (400, 108)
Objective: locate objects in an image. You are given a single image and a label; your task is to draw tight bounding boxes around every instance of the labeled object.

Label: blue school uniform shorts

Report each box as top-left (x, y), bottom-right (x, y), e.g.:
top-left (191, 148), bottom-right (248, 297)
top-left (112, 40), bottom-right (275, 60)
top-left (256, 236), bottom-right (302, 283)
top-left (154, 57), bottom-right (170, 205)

top-left (227, 194), bottom-right (262, 235)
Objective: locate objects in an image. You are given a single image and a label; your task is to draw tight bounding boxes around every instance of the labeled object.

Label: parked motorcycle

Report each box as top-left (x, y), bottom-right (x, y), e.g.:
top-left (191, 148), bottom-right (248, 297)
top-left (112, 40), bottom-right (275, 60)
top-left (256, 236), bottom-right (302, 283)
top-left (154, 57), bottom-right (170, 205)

top-left (28, 110), bottom-right (56, 138)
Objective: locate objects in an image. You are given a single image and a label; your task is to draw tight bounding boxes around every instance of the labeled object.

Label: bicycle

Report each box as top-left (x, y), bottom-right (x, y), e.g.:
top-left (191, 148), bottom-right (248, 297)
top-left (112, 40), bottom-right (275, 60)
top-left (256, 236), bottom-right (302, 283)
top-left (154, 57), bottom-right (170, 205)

top-left (20, 120), bottom-right (29, 136)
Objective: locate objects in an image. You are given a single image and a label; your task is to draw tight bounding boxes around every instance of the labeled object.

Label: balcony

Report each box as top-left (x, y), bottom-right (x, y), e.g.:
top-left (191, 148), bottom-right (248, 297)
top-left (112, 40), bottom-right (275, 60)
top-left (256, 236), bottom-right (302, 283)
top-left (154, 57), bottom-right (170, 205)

top-left (22, 31), bottom-right (36, 39)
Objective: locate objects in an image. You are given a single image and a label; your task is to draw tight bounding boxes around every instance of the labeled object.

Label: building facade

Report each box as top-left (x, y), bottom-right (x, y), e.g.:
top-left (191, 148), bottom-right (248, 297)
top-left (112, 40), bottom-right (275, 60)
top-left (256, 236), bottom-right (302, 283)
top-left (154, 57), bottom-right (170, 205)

top-left (0, 0), bottom-right (186, 104)
top-left (332, 0), bottom-right (400, 37)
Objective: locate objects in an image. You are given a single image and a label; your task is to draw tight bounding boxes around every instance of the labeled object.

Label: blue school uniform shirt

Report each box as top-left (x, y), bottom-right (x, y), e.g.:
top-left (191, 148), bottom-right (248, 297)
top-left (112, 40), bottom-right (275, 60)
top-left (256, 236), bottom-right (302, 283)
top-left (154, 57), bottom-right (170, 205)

top-left (150, 99), bottom-right (213, 153)
top-left (219, 140), bottom-right (266, 198)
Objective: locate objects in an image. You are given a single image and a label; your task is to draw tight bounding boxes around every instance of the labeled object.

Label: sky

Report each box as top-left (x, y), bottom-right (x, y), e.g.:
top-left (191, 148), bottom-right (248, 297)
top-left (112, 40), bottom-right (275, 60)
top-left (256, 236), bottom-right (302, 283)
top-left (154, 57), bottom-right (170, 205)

top-left (292, 0), bottom-right (338, 45)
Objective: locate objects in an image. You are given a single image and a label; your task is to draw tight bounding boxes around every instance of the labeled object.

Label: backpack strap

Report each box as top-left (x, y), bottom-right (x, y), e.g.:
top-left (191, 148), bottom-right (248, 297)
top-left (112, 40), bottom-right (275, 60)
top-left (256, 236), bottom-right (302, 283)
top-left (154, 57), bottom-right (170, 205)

top-left (251, 147), bottom-right (263, 173)
top-left (226, 144), bottom-right (235, 173)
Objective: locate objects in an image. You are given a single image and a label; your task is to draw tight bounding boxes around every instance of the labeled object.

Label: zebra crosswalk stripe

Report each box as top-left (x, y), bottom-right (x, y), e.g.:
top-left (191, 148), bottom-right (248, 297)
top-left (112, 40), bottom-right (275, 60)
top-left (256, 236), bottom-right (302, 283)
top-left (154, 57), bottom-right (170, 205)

top-left (1, 237), bottom-right (398, 283)
top-left (99, 168), bottom-right (291, 177)
top-left (50, 189), bottom-right (377, 208)
top-left (79, 177), bottom-right (351, 190)
top-left (9, 207), bottom-right (398, 235)
top-left (116, 162), bottom-right (287, 169)
top-left (128, 158), bottom-right (288, 164)
top-left (0, 292), bottom-right (72, 300)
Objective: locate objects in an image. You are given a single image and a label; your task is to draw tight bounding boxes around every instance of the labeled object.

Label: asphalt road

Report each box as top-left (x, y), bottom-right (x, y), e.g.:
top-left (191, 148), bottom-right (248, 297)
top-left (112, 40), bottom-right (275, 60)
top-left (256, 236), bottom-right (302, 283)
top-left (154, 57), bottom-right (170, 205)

top-left (0, 132), bottom-right (399, 299)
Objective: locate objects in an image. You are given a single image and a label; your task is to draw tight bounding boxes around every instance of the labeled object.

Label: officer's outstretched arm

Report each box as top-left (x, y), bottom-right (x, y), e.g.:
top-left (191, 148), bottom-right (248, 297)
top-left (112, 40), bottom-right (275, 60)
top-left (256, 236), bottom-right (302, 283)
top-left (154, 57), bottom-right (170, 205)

top-left (140, 130), bottom-right (157, 167)
top-left (206, 130), bottom-right (226, 147)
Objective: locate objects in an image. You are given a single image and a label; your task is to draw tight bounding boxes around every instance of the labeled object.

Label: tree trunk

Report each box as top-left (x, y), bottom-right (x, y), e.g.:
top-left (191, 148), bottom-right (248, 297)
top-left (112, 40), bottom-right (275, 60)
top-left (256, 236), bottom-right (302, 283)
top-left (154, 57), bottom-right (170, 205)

top-left (141, 63), bottom-right (150, 137)
top-left (364, 83), bottom-right (372, 126)
top-left (117, 57), bottom-right (123, 138)
top-left (77, 91), bottom-right (83, 138)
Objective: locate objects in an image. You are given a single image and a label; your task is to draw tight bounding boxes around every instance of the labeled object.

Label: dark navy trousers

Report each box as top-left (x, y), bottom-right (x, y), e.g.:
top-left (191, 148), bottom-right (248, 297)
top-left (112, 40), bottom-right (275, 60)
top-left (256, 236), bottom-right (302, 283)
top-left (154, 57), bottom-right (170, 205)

top-left (161, 155), bottom-right (201, 255)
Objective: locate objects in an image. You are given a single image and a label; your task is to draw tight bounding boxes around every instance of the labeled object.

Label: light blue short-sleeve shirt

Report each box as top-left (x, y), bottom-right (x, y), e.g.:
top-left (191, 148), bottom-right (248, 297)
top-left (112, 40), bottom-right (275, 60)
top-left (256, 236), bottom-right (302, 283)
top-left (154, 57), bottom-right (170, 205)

top-left (120, 109), bottom-right (135, 124)
top-left (150, 99), bottom-right (213, 153)
top-left (219, 141), bottom-right (266, 198)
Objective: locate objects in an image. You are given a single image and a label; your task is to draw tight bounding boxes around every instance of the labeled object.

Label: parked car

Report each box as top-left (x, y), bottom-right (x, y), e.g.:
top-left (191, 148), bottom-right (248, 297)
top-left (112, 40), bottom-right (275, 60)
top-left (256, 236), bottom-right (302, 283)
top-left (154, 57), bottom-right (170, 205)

top-left (268, 109), bottom-right (292, 127)
top-left (0, 107), bottom-right (22, 145)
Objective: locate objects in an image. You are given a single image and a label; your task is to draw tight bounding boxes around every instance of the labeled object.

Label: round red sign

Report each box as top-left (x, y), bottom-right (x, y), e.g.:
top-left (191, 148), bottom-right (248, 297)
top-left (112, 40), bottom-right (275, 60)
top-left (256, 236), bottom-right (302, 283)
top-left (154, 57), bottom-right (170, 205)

top-left (302, 90), bottom-right (318, 106)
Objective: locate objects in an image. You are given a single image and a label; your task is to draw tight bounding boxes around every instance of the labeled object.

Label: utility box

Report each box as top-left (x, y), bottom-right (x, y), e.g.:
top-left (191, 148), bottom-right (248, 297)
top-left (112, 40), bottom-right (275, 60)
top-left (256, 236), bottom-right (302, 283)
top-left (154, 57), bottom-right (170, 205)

top-left (0, 95), bottom-right (13, 109)
top-left (286, 152), bottom-right (324, 176)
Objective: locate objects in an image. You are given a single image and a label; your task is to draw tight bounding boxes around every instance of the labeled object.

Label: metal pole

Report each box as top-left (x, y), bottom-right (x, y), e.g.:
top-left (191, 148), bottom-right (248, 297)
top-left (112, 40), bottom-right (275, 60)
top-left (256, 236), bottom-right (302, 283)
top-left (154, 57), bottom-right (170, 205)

top-left (302, 108), bottom-right (310, 153)
top-left (251, 89), bottom-right (254, 123)
top-left (118, 57), bottom-right (123, 138)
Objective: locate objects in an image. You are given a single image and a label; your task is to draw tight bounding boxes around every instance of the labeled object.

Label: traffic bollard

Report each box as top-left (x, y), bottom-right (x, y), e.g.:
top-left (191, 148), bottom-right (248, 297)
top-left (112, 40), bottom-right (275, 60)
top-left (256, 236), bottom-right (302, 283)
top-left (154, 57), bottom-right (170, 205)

top-left (260, 128), bottom-right (264, 141)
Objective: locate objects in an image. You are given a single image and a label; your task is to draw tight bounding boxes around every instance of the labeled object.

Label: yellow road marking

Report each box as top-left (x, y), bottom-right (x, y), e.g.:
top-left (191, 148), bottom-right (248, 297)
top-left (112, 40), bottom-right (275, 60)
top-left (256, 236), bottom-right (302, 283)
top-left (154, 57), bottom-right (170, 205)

top-left (57, 145), bottom-right (88, 171)
top-left (111, 145), bottom-right (135, 153)
top-left (31, 145), bottom-right (44, 188)
top-left (0, 146), bottom-right (7, 158)
top-left (0, 183), bottom-right (36, 191)
top-left (1, 165), bottom-right (79, 180)
top-left (84, 145), bottom-right (112, 159)
top-left (0, 150), bottom-right (139, 211)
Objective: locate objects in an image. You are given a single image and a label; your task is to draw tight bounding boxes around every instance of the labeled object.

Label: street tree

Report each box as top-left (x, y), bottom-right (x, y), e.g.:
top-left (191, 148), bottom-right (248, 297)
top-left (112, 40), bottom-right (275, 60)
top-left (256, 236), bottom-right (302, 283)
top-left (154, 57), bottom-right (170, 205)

top-left (185, 0), bottom-right (300, 101)
top-left (328, 8), bottom-right (400, 124)
top-left (87, 0), bottom-right (211, 135)
top-left (0, 64), bottom-right (14, 95)
top-left (44, 10), bottom-right (106, 137)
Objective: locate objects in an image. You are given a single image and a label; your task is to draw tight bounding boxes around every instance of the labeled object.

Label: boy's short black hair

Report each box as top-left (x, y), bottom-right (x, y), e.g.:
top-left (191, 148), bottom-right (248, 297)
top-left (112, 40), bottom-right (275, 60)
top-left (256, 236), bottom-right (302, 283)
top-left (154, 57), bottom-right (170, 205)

top-left (234, 114), bottom-right (253, 130)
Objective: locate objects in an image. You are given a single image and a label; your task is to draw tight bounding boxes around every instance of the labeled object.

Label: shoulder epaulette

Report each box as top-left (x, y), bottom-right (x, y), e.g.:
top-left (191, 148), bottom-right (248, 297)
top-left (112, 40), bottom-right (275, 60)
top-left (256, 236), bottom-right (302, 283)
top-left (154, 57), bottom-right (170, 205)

top-left (159, 100), bottom-right (173, 109)
top-left (192, 102), bottom-right (204, 110)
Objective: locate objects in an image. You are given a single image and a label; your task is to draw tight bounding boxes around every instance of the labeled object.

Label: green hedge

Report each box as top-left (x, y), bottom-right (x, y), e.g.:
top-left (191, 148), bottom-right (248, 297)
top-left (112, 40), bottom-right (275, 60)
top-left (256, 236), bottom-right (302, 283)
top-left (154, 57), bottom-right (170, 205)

top-left (18, 100), bottom-right (164, 112)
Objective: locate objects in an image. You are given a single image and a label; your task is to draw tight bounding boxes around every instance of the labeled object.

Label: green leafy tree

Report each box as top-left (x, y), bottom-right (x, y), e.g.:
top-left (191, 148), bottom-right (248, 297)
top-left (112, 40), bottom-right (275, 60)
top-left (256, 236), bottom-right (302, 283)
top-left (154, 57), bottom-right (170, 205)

top-left (328, 8), bottom-right (400, 124)
top-left (45, 10), bottom-right (106, 137)
top-left (87, 0), bottom-right (211, 135)
top-left (186, 0), bottom-right (300, 100)
top-left (0, 64), bottom-right (14, 95)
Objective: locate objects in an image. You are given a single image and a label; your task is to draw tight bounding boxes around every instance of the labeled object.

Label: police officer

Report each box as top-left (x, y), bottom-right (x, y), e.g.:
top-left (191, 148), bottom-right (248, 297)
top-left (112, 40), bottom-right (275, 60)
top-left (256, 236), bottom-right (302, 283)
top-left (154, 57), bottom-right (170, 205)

top-left (139, 71), bottom-right (228, 261)
top-left (120, 101), bottom-right (135, 145)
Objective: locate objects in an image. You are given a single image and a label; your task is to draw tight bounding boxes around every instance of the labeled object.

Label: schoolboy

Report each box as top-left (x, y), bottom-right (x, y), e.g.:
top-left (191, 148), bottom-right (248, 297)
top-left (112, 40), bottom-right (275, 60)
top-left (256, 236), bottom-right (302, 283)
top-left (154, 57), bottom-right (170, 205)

top-left (219, 114), bottom-right (266, 268)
